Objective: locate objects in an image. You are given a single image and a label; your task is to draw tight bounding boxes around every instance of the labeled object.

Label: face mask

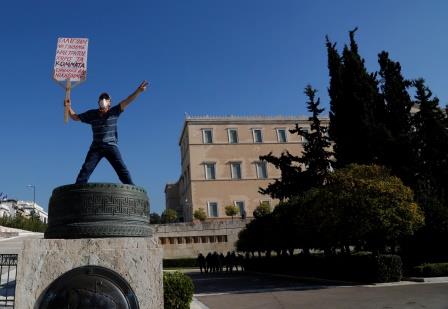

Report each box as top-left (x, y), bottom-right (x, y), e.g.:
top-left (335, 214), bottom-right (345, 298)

top-left (99, 99), bottom-right (110, 110)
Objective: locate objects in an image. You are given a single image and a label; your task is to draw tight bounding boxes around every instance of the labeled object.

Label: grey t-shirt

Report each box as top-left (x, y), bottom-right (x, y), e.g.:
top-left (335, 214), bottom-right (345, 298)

top-left (78, 105), bottom-right (122, 145)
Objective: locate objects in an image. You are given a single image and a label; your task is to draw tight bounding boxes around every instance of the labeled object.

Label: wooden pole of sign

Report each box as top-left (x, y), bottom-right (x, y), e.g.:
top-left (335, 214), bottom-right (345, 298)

top-left (64, 79), bottom-right (71, 123)
top-left (53, 71), bottom-right (85, 123)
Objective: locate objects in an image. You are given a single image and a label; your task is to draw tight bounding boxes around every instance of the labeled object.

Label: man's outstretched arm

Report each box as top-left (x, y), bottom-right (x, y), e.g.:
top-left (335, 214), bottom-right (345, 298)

top-left (64, 99), bottom-right (80, 121)
top-left (119, 80), bottom-right (149, 111)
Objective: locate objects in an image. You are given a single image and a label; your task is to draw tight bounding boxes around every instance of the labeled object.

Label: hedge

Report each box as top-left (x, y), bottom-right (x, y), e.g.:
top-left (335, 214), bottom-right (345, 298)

top-left (242, 253), bottom-right (402, 283)
top-left (413, 263), bottom-right (448, 277)
top-left (163, 271), bottom-right (194, 309)
top-left (374, 254), bottom-right (402, 282)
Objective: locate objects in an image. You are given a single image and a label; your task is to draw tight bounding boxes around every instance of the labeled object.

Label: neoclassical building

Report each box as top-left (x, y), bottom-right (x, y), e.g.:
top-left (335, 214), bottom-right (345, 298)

top-left (165, 115), bottom-right (329, 222)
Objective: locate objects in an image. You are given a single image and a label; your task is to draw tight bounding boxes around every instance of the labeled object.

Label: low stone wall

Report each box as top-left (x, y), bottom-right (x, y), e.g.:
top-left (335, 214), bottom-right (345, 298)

top-left (0, 226), bottom-right (33, 233)
top-left (0, 232), bottom-right (18, 238)
top-left (153, 219), bottom-right (249, 259)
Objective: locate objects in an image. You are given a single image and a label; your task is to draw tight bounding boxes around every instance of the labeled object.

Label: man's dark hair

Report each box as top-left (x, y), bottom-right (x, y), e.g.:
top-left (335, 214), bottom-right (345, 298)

top-left (98, 92), bottom-right (111, 101)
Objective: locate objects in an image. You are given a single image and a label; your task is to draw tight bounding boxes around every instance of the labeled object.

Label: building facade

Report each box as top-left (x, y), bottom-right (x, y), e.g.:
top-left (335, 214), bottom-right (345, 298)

top-left (154, 219), bottom-right (247, 259)
top-left (166, 115), bottom-right (329, 222)
top-left (0, 199), bottom-right (48, 223)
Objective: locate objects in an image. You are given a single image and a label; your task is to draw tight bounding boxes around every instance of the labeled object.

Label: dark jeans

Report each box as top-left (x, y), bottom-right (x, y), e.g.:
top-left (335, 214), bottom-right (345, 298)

top-left (76, 143), bottom-right (134, 185)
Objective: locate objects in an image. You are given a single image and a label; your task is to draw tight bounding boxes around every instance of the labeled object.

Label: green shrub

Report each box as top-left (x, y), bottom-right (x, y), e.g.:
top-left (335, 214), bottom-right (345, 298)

top-left (163, 258), bottom-right (197, 269)
top-left (193, 208), bottom-right (207, 221)
top-left (0, 216), bottom-right (47, 233)
top-left (163, 271), bottom-right (194, 309)
top-left (374, 254), bottom-right (402, 282)
top-left (413, 263), bottom-right (448, 277)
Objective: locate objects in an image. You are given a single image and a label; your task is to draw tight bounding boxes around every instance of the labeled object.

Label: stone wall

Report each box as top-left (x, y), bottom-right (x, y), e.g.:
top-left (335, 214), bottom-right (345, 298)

top-left (153, 219), bottom-right (248, 259)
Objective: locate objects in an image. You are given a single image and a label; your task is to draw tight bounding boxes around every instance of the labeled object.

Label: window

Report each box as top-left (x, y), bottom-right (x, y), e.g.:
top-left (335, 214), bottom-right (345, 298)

top-left (185, 165), bottom-right (190, 186)
top-left (204, 163), bottom-right (216, 180)
top-left (202, 129), bottom-right (213, 144)
top-left (300, 127), bottom-right (309, 143)
top-left (183, 171), bottom-right (188, 191)
top-left (256, 161), bottom-right (268, 179)
top-left (181, 138), bottom-right (187, 157)
top-left (252, 129), bottom-right (263, 143)
top-left (235, 201), bottom-right (245, 216)
top-left (228, 128), bottom-right (239, 144)
top-left (208, 202), bottom-right (219, 217)
top-left (277, 128), bottom-right (287, 143)
top-left (230, 162), bottom-right (242, 179)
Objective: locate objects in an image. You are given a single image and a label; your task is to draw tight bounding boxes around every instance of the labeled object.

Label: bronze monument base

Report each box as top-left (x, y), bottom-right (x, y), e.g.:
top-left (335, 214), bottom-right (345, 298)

top-left (45, 183), bottom-right (151, 239)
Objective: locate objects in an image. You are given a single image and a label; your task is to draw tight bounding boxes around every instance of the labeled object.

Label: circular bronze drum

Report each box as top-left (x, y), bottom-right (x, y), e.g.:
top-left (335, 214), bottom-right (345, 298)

top-left (45, 183), bottom-right (151, 239)
top-left (38, 266), bottom-right (139, 309)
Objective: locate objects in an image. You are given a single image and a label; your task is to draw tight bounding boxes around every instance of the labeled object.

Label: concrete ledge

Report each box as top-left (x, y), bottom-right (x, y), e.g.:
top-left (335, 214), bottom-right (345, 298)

top-left (404, 276), bottom-right (448, 283)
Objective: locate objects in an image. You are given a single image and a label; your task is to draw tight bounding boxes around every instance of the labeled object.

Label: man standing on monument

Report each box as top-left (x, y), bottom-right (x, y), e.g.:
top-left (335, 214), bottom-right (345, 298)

top-left (64, 80), bottom-right (149, 185)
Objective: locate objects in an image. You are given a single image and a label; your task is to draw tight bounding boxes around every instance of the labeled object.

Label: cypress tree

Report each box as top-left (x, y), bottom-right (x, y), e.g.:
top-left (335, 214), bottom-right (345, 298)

top-left (412, 79), bottom-right (448, 205)
top-left (326, 36), bottom-right (345, 165)
top-left (408, 79), bottom-right (448, 257)
top-left (327, 28), bottom-right (386, 166)
top-left (377, 51), bottom-right (414, 184)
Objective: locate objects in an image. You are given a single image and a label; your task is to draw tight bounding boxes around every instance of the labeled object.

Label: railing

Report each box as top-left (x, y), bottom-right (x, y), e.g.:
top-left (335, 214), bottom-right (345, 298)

top-left (185, 114), bottom-right (318, 121)
top-left (0, 254), bottom-right (17, 309)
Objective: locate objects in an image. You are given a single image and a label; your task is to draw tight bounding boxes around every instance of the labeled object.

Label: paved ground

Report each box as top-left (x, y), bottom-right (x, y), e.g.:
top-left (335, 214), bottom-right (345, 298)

top-left (188, 270), bottom-right (448, 309)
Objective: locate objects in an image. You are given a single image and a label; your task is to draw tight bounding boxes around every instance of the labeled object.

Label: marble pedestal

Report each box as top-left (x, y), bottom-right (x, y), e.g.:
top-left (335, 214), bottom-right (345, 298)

top-left (15, 237), bottom-right (163, 309)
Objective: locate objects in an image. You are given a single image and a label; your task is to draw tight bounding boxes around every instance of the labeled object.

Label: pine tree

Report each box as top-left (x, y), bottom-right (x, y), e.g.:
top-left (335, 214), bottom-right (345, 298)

top-left (327, 28), bottom-right (386, 166)
top-left (260, 85), bottom-right (332, 200)
top-left (291, 85), bottom-right (333, 188)
top-left (259, 151), bottom-right (305, 201)
top-left (377, 51), bottom-right (414, 184)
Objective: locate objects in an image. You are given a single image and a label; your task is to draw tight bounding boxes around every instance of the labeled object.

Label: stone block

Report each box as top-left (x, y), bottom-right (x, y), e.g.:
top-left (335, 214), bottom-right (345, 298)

top-left (15, 237), bottom-right (163, 309)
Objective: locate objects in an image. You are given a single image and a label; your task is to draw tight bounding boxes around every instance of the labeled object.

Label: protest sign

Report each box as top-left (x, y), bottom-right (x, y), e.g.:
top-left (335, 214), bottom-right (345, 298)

top-left (53, 38), bottom-right (89, 81)
top-left (53, 37), bottom-right (89, 123)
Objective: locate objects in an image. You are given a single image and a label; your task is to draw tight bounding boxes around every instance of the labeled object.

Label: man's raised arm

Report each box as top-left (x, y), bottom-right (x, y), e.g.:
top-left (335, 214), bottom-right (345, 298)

top-left (64, 99), bottom-right (80, 121)
top-left (119, 80), bottom-right (149, 111)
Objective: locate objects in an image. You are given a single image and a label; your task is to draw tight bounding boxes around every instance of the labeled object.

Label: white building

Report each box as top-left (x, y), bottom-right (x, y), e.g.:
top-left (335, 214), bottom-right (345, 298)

top-left (0, 201), bottom-right (13, 218)
top-left (0, 199), bottom-right (48, 223)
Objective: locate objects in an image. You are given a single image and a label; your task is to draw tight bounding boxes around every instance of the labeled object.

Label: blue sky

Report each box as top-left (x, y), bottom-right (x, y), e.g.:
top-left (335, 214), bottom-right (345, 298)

top-left (1, 1), bottom-right (447, 214)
